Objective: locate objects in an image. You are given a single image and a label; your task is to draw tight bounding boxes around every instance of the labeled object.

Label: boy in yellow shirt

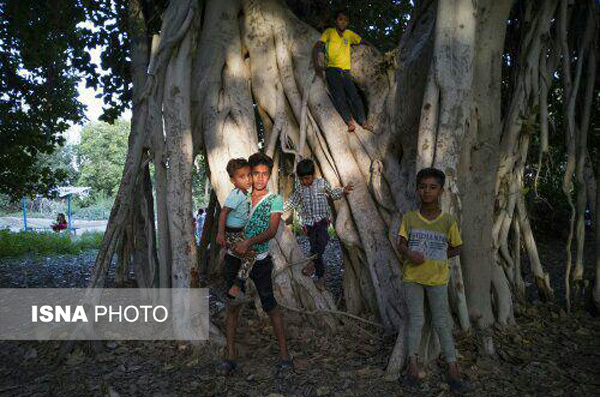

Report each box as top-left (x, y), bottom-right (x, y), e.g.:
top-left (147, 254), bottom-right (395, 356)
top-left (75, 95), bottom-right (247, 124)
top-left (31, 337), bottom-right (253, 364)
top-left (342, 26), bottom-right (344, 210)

top-left (312, 10), bottom-right (370, 132)
top-left (397, 168), bottom-right (467, 392)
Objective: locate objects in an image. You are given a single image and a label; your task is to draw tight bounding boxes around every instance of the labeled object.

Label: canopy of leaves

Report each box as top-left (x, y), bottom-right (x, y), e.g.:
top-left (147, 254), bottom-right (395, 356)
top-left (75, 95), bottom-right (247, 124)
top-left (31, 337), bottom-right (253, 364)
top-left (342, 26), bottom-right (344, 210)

top-left (37, 144), bottom-right (79, 187)
top-left (287, 0), bottom-right (411, 51)
top-left (76, 121), bottom-right (129, 197)
top-left (0, 0), bottom-right (130, 200)
top-left (336, 0), bottom-right (411, 51)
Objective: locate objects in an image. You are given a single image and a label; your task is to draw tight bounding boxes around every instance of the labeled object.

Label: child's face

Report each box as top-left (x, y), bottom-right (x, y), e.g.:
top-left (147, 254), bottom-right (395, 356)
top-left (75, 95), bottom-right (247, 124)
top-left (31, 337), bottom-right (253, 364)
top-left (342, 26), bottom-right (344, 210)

top-left (230, 166), bottom-right (252, 191)
top-left (416, 177), bottom-right (443, 205)
top-left (251, 164), bottom-right (271, 191)
top-left (300, 174), bottom-right (315, 187)
top-left (335, 14), bottom-right (349, 31)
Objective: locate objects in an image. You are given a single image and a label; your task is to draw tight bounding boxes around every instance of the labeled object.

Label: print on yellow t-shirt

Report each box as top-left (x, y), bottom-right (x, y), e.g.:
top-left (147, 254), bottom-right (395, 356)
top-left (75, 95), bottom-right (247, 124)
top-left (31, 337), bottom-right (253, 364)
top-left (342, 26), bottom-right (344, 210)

top-left (398, 211), bottom-right (463, 286)
top-left (320, 28), bottom-right (361, 71)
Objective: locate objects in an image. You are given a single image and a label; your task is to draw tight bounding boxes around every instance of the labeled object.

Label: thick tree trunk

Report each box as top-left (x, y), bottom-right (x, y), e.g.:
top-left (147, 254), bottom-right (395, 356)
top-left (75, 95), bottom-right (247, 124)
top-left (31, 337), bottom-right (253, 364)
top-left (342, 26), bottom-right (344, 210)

top-left (90, 0), bottom-right (596, 372)
top-left (595, 177), bottom-right (600, 311)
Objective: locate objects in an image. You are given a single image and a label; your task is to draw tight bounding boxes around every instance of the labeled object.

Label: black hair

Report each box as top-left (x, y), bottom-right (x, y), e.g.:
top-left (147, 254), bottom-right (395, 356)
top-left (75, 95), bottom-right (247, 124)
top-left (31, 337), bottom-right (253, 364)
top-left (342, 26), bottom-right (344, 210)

top-left (334, 9), bottom-right (349, 20)
top-left (226, 158), bottom-right (250, 177)
top-left (416, 167), bottom-right (446, 187)
top-left (248, 152), bottom-right (274, 172)
top-left (197, 208), bottom-right (205, 215)
top-left (296, 158), bottom-right (316, 177)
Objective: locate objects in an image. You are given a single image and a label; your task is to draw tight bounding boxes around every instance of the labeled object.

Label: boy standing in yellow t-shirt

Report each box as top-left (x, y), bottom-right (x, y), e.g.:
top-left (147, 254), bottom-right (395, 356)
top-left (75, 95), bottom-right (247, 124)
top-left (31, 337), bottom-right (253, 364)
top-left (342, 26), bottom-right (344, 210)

top-left (397, 167), bottom-right (467, 393)
top-left (312, 10), bottom-right (370, 133)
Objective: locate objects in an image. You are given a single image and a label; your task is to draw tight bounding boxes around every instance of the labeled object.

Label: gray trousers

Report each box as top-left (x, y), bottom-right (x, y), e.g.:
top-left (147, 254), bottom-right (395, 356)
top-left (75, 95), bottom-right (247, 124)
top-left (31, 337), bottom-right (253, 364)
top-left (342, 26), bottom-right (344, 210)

top-left (404, 281), bottom-right (457, 362)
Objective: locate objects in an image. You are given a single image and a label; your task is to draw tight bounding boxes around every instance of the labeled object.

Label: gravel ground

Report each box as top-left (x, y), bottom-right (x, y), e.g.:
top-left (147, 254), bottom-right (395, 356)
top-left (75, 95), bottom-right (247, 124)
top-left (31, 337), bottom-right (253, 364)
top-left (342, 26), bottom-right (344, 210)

top-left (0, 234), bottom-right (599, 397)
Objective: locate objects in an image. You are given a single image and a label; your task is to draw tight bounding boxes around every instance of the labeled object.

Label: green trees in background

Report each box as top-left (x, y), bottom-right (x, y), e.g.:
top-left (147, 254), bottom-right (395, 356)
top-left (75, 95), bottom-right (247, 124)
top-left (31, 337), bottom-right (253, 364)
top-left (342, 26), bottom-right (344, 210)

top-left (76, 121), bottom-right (129, 199)
top-left (36, 144), bottom-right (79, 187)
top-left (0, 0), bottom-right (130, 200)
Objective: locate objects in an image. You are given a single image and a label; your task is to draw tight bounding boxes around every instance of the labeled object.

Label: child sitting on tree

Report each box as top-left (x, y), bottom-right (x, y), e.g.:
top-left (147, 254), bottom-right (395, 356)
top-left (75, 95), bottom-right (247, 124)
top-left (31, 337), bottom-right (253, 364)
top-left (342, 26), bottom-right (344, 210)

top-left (312, 9), bottom-right (371, 133)
top-left (284, 158), bottom-right (353, 290)
top-left (397, 168), bottom-right (467, 392)
top-left (216, 158), bottom-right (254, 301)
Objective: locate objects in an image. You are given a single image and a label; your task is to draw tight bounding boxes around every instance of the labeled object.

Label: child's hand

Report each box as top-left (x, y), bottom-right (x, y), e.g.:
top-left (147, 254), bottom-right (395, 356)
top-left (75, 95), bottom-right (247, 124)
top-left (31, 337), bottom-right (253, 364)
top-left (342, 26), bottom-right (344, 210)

top-left (216, 233), bottom-right (227, 247)
top-left (233, 240), bottom-right (251, 256)
top-left (343, 182), bottom-right (354, 194)
top-left (407, 251), bottom-right (425, 265)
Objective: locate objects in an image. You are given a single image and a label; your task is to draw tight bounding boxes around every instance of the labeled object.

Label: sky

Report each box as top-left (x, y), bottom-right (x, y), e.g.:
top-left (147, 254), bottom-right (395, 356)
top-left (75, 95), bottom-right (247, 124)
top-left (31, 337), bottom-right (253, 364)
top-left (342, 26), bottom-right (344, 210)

top-left (65, 46), bottom-right (132, 145)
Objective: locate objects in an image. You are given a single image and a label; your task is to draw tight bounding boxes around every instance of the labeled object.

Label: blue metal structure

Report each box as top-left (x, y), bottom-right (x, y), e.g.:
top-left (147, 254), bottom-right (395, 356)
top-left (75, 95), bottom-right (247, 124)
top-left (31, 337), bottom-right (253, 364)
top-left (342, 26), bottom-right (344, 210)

top-left (22, 197), bottom-right (28, 231)
top-left (67, 194), bottom-right (74, 234)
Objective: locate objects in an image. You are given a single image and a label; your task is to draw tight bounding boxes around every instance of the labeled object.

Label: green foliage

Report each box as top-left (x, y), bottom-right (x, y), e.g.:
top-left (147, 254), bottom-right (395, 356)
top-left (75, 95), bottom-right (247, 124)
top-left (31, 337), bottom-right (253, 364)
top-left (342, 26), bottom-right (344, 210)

top-left (192, 156), bottom-right (209, 210)
top-left (0, 0), bottom-right (131, 200)
top-left (76, 121), bottom-right (129, 198)
top-left (289, 214), bottom-right (339, 238)
top-left (37, 144), bottom-right (79, 186)
top-left (73, 192), bottom-right (114, 220)
top-left (525, 159), bottom-right (573, 234)
top-left (337, 0), bottom-right (411, 51)
top-left (286, 0), bottom-right (411, 51)
top-left (0, 230), bottom-right (104, 258)
top-left (0, 194), bottom-right (21, 215)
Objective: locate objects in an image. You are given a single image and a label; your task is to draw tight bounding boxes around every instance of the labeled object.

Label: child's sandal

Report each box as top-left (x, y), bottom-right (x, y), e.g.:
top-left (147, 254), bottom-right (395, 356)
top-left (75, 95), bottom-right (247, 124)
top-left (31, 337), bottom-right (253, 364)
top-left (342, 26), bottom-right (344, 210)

top-left (448, 377), bottom-right (469, 393)
top-left (302, 263), bottom-right (315, 277)
top-left (401, 373), bottom-right (420, 391)
top-left (216, 359), bottom-right (237, 375)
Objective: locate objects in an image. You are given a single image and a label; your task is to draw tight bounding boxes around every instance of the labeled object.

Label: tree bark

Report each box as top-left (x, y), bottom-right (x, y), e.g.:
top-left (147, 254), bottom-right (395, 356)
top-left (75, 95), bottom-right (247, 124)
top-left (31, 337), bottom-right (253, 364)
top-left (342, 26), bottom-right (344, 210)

top-left (90, 0), bottom-right (598, 370)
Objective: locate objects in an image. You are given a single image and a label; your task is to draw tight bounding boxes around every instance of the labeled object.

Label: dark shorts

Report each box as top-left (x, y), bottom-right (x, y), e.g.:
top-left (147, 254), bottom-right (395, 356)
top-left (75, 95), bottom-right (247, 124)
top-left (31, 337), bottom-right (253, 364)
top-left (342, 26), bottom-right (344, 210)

top-left (224, 253), bottom-right (277, 312)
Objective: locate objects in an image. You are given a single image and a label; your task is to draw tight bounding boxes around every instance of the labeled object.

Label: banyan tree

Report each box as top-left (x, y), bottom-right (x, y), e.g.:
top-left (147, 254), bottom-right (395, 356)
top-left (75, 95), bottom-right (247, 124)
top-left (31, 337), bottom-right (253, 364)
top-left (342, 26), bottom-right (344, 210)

top-left (88, 0), bottom-right (599, 377)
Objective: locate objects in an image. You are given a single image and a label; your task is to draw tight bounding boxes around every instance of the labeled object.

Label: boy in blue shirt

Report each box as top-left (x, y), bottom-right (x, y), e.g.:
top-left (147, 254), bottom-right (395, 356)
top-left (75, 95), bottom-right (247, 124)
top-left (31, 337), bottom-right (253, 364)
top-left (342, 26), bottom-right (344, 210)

top-left (216, 158), bottom-right (254, 300)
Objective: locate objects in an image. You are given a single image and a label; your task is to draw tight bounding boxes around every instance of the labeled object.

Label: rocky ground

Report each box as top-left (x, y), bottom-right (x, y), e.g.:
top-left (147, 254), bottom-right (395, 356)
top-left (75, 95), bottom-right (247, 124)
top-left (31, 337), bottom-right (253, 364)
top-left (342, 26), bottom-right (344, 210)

top-left (0, 234), bottom-right (599, 397)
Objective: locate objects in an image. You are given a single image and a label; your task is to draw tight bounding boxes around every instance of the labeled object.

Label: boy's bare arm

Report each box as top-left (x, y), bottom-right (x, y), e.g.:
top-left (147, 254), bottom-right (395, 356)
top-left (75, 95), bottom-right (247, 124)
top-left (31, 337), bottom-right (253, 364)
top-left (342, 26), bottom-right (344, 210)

top-left (398, 236), bottom-right (410, 256)
top-left (448, 245), bottom-right (462, 258)
top-left (325, 180), bottom-right (352, 201)
top-left (216, 207), bottom-right (231, 247)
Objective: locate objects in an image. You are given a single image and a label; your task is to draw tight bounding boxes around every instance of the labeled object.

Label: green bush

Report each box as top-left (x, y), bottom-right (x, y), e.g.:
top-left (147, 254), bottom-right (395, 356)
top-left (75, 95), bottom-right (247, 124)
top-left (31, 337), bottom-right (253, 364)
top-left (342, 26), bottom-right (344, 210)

top-left (72, 192), bottom-right (114, 220)
top-left (290, 215), bottom-right (338, 238)
top-left (0, 230), bottom-right (104, 258)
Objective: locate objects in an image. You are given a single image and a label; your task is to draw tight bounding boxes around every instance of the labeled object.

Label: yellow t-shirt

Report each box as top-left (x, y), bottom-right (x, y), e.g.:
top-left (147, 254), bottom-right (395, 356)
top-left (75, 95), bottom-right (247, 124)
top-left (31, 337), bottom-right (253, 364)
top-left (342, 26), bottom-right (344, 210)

top-left (320, 28), bottom-right (361, 70)
top-left (398, 210), bottom-right (463, 286)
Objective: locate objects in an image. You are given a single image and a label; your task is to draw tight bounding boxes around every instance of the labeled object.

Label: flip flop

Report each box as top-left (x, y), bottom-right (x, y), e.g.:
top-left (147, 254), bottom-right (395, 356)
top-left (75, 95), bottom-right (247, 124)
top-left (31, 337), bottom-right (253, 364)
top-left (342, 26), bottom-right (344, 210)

top-left (276, 359), bottom-right (294, 373)
top-left (314, 277), bottom-right (326, 291)
top-left (401, 373), bottom-right (420, 392)
top-left (216, 359), bottom-right (237, 375)
top-left (449, 377), bottom-right (470, 393)
top-left (302, 263), bottom-right (315, 277)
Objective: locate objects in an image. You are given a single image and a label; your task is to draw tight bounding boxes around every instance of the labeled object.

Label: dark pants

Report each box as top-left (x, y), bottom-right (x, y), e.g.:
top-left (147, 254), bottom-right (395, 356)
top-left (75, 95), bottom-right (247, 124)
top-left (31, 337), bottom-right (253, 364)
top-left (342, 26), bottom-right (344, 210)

top-left (224, 254), bottom-right (277, 312)
top-left (305, 219), bottom-right (330, 279)
top-left (325, 67), bottom-right (366, 125)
